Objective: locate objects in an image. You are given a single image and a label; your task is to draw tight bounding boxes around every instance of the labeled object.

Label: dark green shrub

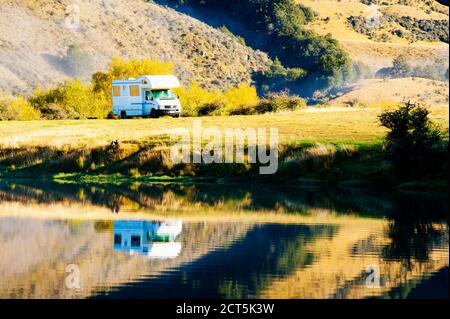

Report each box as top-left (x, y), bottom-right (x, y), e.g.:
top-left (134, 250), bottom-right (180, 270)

top-left (228, 105), bottom-right (255, 116)
top-left (378, 101), bottom-right (444, 177)
top-left (255, 57), bottom-right (306, 93)
top-left (254, 99), bottom-right (276, 113)
top-left (196, 102), bottom-right (222, 116)
top-left (106, 111), bottom-right (119, 119)
top-left (255, 92), bottom-right (306, 113)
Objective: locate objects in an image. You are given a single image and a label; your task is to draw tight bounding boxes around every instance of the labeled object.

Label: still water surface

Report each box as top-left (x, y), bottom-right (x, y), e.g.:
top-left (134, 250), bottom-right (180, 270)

top-left (0, 181), bottom-right (448, 299)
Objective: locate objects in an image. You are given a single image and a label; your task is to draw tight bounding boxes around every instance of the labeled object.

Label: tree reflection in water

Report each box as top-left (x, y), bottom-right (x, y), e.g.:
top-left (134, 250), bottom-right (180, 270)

top-left (383, 194), bottom-right (448, 270)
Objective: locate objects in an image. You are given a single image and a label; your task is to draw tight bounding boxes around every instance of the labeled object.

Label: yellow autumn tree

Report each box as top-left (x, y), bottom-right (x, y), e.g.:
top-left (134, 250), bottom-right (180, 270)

top-left (175, 82), bottom-right (224, 116)
top-left (0, 94), bottom-right (40, 121)
top-left (222, 82), bottom-right (259, 115)
top-left (63, 80), bottom-right (109, 119)
top-left (92, 57), bottom-right (175, 105)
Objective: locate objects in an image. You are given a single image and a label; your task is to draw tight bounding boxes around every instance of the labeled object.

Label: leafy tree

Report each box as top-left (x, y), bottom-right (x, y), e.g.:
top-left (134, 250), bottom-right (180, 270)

top-left (273, 0), bottom-right (310, 36)
top-left (379, 101), bottom-right (444, 177)
top-left (255, 57), bottom-right (306, 93)
top-left (175, 82), bottom-right (223, 116)
top-left (63, 80), bottom-right (109, 119)
top-left (0, 94), bottom-right (41, 121)
top-left (92, 57), bottom-right (174, 105)
top-left (391, 55), bottom-right (411, 77)
top-left (223, 82), bottom-right (259, 114)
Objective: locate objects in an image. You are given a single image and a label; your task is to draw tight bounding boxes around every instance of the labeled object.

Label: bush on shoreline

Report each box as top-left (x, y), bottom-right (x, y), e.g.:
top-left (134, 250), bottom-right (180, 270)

top-left (379, 101), bottom-right (447, 179)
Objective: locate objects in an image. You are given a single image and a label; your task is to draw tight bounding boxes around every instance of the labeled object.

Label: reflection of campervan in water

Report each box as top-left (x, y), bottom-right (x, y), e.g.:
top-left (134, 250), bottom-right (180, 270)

top-left (113, 220), bottom-right (182, 259)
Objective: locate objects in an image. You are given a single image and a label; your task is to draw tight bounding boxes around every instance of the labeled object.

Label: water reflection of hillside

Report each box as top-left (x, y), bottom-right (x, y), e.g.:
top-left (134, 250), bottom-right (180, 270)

top-left (95, 223), bottom-right (337, 299)
top-left (0, 180), bottom-right (447, 299)
top-left (0, 218), bottom-right (251, 298)
top-left (95, 222), bottom-right (448, 299)
top-left (0, 180), bottom-right (448, 219)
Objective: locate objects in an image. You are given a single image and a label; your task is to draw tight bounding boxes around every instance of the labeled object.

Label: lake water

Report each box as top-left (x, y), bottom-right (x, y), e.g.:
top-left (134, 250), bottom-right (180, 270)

top-left (0, 180), bottom-right (448, 299)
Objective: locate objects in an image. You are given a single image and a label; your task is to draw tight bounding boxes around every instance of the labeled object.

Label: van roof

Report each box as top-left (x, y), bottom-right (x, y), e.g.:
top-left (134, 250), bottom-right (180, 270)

top-left (112, 75), bottom-right (180, 89)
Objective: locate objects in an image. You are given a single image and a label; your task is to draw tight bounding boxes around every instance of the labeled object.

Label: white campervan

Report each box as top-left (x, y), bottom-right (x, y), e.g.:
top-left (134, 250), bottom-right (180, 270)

top-left (112, 75), bottom-right (182, 118)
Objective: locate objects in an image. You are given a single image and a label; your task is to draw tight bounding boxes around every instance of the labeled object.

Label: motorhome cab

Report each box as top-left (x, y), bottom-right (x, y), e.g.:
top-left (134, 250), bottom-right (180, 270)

top-left (112, 75), bottom-right (182, 118)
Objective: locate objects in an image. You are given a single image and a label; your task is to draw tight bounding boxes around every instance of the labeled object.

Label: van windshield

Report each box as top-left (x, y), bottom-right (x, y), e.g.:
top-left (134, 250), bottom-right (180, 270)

top-left (151, 89), bottom-right (176, 100)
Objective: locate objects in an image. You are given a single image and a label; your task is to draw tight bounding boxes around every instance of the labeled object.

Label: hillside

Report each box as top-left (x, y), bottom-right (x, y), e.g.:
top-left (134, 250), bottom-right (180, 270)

top-left (0, 0), bottom-right (448, 105)
top-left (299, 0), bottom-right (449, 70)
top-left (0, 0), bottom-right (270, 95)
top-left (0, 211), bottom-right (251, 298)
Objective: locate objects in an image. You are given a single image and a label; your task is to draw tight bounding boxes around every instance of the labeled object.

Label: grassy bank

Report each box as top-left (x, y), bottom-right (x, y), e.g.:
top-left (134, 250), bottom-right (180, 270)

top-left (0, 107), bottom-right (448, 190)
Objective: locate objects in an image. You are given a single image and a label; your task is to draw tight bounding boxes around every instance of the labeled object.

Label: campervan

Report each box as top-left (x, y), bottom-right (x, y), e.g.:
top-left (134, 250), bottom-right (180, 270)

top-left (112, 75), bottom-right (181, 118)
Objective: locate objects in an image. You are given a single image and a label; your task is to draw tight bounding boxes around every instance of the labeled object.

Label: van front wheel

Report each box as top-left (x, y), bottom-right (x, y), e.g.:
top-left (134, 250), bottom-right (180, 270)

top-left (120, 111), bottom-right (127, 119)
top-left (150, 109), bottom-right (159, 118)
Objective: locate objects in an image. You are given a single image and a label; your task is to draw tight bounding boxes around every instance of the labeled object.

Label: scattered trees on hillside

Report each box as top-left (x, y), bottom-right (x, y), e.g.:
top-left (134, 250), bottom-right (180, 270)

top-left (173, 0), bottom-right (349, 94)
top-left (254, 57), bottom-right (306, 93)
top-left (376, 55), bottom-right (449, 81)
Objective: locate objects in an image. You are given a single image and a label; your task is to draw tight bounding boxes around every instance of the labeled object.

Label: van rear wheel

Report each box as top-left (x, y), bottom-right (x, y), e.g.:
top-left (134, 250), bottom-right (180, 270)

top-left (120, 111), bottom-right (127, 119)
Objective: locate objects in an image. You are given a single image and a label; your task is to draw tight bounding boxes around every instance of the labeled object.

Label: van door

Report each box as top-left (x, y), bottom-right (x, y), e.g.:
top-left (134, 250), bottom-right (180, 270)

top-left (128, 84), bottom-right (143, 116)
top-left (144, 90), bottom-right (157, 115)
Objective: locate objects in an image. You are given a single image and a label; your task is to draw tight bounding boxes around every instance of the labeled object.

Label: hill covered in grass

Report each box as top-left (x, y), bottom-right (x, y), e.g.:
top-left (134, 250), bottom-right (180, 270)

top-left (299, 0), bottom-right (449, 71)
top-left (156, 0), bottom-right (448, 99)
top-left (0, 0), bottom-right (448, 105)
top-left (0, 0), bottom-right (270, 95)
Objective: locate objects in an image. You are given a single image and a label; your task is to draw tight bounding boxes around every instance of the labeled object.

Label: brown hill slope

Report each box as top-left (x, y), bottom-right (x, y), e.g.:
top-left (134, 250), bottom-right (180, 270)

top-left (0, 0), bottom-right (270, 95)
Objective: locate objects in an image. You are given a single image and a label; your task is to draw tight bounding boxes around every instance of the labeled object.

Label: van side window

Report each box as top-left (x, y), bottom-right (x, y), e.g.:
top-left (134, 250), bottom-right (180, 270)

top-left (114, 234), bottom-right (122, 245)
top-left (131, 235), bottom-right (141, 247)
top-left (130, 85), bottom-right (140, 97)
top-left (113, 86), bottom-right (120, 97)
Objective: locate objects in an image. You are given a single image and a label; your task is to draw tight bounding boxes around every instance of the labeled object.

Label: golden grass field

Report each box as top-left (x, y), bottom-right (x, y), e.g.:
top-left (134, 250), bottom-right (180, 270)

top-left (328, 78), bottom-right (449, 107)
top-left (0, 107), bottom-right (448, 148)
